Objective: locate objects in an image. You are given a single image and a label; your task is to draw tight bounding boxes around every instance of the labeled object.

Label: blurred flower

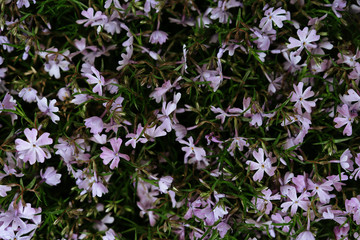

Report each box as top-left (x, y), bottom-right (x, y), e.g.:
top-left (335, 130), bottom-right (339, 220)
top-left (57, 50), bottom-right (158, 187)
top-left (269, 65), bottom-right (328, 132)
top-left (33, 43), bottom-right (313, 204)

top-left (40, 167), bottom-right (61, 186)
top-left (149, 30), bottom-right (168, 45)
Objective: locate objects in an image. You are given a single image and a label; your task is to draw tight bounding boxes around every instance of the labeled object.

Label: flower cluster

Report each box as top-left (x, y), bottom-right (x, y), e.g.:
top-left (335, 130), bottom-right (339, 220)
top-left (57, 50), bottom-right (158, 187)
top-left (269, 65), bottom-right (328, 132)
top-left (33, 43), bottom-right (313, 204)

top-left (1, 0), bottom-right (360, 239)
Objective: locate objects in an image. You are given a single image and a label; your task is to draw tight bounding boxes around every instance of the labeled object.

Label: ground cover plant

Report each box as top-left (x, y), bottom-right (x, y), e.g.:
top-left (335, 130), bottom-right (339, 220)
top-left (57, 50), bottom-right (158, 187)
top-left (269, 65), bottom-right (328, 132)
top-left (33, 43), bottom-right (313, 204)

top-left (1, 0), bottom-right (360, 239)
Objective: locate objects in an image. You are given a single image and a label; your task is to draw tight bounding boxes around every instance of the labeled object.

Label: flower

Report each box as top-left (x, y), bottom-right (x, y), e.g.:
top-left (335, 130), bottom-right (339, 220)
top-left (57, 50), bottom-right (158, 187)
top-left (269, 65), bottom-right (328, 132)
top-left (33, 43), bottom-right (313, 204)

top-left (287, 27), bottom-right (320, 54)
top-left (280, 186), bottom-right (310, 216)
top-left (307, 179), bottom-right (334, 204)
top-left (290, 82), bottom-right (316, 113)
top-left (18, 87), bottom-right (38, 103)
top-left (0, 185), bottom-right (11, 197)
top-left (15, 128), bottom-right (53, 165)
top-left (84, 116), bottom-right (104, 134)
top-left (85, 66), bottom-right (105, 96)
top-left (0, 200), bottom-right (39, 232)
top-left (40, 167), bottom-right (61, 186)
top-left (125, 124), bottom-right (148, 148)
top-left (334, 104), bottom-right (357, 136)
top-left (149, 30), bottom-right (168, 45)
top-left (76, 7), bottom-right (107, 27)
top-left (179, 136), bottom-right (206, 164)
top-left (324, 0), bottom-right (347, 18)
top-left (100, 138), bottom-right (130, 169)
top-left (37, 97), bottom-right (60, 123)
top-left (39, 48), bottom-right (70, 79)
top-left (259, 7), bottom-right (288, 31)
top-left (296, 230), bottom-right (315, 240)
top-left (246, 148), bottom-right (276, 182)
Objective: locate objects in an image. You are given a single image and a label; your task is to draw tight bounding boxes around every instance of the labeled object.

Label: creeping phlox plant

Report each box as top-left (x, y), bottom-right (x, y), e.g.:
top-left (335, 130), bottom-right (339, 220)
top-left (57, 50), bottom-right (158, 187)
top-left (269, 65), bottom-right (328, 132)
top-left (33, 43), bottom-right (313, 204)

top-left (1, 0), bottom-right (360, 239)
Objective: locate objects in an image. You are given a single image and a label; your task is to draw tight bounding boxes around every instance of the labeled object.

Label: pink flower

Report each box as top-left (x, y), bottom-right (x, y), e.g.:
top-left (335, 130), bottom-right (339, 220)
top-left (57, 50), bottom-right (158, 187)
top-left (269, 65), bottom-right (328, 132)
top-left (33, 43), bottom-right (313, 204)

top-left (334, 224), bottom-right (349, 240)
top-left (324, 0), bottom-right (347, 18)
top-left (39, 48), bottom-right (70, 79)
top-left (280, 186), bottom-right (310, 216)
top-left (290, 82), bottom-right (316, 113)
top-left (307, 179), bottom-right (334, 204)
top-left (179, 136), bottom-right (206, 164)
top-left (296, 230), bottom-right (315, 240)
top-left (287, 27), bottom-right (320, 54)
top-left (149, 30), bottom-right (168, 45)
top-left (0, 200), bottom-right (39, 232)
top-left (259, 7), bottom-right (288, 31)
top-left (76, 7), bottom-right (107, 27)
top-left (334, 104), bottom-right (357, 136)
top-left (283, 51), bottom-right (306, 73)
top-left (100, 138), bottom-right (130, 169)
top-left (84, 116), bottom-right (104, 134)
top-left (37, 97), bottom-right (60, 123)
top-left (85, 66), bottom-right (105, 96)
top-left (0, 185), bottom-right (11, 197)
top-left (271, 213), bottom-right (291, 232)
top-left (125, 124), bottom-right (148, 148)
top-left (252, 188), bottom-right (281, 214)
top-left (92, 180), bottom-right (109, 197)
top-left (227, 137), bottom-right (249, 156)
top-left (15, 128), bottom-right (53, 165)
top-left (246, 148), bottom-right (276, 182)
top-left (40, 167), bottom-right (61, 186)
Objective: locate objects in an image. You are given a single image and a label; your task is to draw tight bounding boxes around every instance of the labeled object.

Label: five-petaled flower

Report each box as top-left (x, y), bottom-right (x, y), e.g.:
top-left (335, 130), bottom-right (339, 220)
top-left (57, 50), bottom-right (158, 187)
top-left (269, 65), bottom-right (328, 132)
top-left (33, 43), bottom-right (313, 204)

top-left (100, 138), bottom-right (130, 169)
top-left (287, 27), bottom-right (320, 54)
top-left (290, 82), bottom-right (316, 113)
top-left (15, 128), bottom-right (53, 165)
top-left (85, 66), bottom-right (105, 96)
top-left (334, 104), bottom-right (357, 136)
top-left (179, 136), bottom-right (206, 164)
top-left (246, 148), bottom-right (276, 182)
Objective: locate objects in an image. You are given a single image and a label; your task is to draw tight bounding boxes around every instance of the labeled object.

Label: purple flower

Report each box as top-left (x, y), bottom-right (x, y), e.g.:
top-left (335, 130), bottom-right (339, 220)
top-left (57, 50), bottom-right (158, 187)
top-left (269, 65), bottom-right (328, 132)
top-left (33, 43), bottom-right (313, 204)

top-left (334, 104), bottom-right (357, 136)
top-left (246, 148), bottom-right (276, 181)
top-left (84, 116), bottom-right (104, 134)
top-left (85, 66), bottom-right (105, 96)
top-left (179, 136), bottom-right (206, 164)
top-left (92, 180), bottom-right (109, 198)
top-left (125, 124), bottom-right (148, 148)
top-left (0, 199), bottom-right (39, 232)
top-left (290, 82), bottom-right (316, 113)
top-left (37, 97), bottom-right (60, 123)
top-left (259, 7), bottom-right (288, 31)
top-left (280, 186), bottom-right (310, 216)
top-left (15, 128), bottom-right (53, 165)
top-left (149, 30), bottom-right (168, 45)
top-left (296, 231), bottom-right (315, 240)
top-left (0, 93), bottom-right (18, 124)
top-left (100, 138), bottom-right (130, 169)
top-left (76, 8), bottom-right (107, 27)
top-left (39, 48), bottom-right (70, 79)
top-left (57, 87), bottom-right (71, 101)
top-left (18, 87), bottom-right (38, 103)
top-left (40, 167), bottom-right (61, 186)
top-left (0, 185), bottom-right (11, 197)
top-left (287, 27), bottom-right (320, 54)
top-left (324, 0), bottom-right (347, 18)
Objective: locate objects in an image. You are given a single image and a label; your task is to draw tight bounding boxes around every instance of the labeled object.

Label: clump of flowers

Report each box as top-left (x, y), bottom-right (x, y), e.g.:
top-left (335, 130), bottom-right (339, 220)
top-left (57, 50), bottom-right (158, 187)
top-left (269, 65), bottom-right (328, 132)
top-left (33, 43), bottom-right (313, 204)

top-left (1, 0), bottom-right (360, 239)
